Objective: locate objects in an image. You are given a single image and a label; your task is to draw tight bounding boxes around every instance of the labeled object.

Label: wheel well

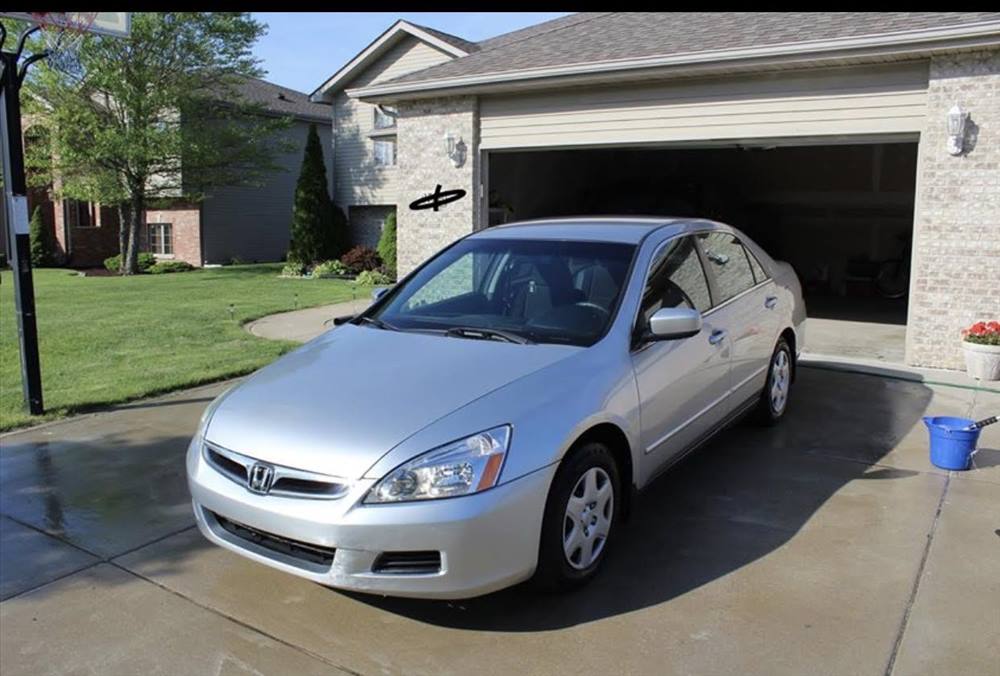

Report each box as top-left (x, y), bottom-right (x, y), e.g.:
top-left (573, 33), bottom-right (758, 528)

top-left (569, 423), bottom-right (635, 516)
top-left (781, 327), bottom-right (797, 381)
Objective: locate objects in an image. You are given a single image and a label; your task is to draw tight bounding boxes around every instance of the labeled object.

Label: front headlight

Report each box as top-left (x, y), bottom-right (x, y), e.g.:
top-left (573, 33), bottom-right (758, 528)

top-left (364, 425), bottom-right (511, 504)
top-left (194, 385), bottom-right (236, 441)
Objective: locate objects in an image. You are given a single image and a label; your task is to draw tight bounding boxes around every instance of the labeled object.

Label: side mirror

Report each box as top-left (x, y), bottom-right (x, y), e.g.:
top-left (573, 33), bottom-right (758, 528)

top-left (647, 307), bottom-right (702, 340)
top-left (372, 287), bottom-right (391, 302)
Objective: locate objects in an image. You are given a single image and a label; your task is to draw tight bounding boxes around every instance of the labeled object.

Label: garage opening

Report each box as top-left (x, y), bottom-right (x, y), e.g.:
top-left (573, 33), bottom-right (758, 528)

top-left (487, 142), bottom-right (918, 362)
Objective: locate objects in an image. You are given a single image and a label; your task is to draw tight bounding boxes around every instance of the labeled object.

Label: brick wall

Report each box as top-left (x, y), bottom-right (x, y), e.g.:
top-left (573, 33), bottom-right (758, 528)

top-left (52, 200), bottom-right (120, 268)
top-left (907, 50), bottom-right (1000, 370)
top-left (396, 96), bottom-right (479, 277)
top-left (145, 205), bottom-right (202, 266)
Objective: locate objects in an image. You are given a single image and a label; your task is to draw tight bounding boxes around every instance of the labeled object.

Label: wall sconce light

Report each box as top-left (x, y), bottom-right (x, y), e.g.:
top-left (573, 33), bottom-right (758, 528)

top-left (947, 104), bottom-right (969, 156)
top-left (444, 132), bottom-right (466, 167)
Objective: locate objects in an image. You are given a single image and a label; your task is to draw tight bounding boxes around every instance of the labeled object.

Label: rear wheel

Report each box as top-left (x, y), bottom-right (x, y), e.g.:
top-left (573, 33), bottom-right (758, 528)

top-left (533, 442), bottom-right (621, 592)
top-left (753, 337), bottom-right (793, 425)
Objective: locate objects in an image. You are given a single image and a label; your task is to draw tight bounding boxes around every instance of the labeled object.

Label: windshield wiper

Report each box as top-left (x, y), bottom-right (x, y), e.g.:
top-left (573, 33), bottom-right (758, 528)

top-left (356, 316), bottom-right (399, 331)
top-left (445, 326), bottom-right (534, 345)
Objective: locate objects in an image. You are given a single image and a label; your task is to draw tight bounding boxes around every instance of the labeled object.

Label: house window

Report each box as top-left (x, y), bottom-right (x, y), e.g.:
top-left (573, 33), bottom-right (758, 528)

top-left (64, 199), bottom-right (93, 228)
top-left (374, 138), bottom-right (396, 167)
top-left (373, 105), bottom-right (397, 130)
top-left (148, 223), bottom-right (173, 255)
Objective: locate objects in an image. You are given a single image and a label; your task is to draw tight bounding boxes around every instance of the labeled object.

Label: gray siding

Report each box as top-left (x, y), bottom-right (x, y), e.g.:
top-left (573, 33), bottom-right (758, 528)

top-left (201, 120), bottom-right (333, 264)
top-left (334, 36), bottom-right (455, 208)
top-left (480, 62), bottom-right (929, 149)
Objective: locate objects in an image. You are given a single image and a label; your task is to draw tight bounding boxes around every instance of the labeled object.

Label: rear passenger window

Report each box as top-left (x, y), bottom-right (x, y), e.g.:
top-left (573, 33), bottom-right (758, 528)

top-left (639, 236), bottom-right (712, 327)
top-left (698, 232), bottom-right (757, 304)
top-left (744, 247), bottom-right (768, 284)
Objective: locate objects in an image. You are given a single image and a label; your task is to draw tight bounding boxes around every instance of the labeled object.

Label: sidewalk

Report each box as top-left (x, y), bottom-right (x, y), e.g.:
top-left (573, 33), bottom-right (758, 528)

top-left (244, 298), bottom-right (371, 343)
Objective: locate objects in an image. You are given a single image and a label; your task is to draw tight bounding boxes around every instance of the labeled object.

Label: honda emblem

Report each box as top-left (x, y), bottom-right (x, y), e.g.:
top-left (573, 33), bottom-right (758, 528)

top-left (247, 462), bottom-right (275, 494)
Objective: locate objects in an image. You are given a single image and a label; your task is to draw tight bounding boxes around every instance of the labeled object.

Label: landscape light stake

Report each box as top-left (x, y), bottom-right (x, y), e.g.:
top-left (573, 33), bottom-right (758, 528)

top-left (1, 23), bottom-right (45, 414)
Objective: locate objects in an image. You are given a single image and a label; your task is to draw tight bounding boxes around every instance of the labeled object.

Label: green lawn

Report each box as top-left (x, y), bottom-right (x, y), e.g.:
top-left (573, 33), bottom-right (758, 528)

top-left (1, 264), bottom-right (362, 431)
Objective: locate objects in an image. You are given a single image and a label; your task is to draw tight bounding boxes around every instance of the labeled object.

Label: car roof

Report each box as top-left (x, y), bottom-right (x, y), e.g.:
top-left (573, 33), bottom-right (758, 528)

top-left (469, 216), bottom-right (727, 244)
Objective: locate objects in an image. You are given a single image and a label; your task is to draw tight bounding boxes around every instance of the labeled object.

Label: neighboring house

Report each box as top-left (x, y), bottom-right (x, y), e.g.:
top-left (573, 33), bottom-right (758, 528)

top-left (24, 77), bottom-right (332, 267)
top-left (312, 12), bottom-right (1000, 371)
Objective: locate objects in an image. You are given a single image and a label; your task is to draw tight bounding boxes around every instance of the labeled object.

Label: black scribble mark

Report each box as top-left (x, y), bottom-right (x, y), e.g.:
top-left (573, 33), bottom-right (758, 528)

top-left (409, 184), bottom-right (466, 212)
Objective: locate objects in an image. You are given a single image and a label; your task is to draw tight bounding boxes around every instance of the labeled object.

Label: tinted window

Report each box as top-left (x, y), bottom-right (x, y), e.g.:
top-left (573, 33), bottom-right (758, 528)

top-left (698, 232), bottom-right (757, 304)
top-left (373, 238), bottom-right (635, 346)
top-left (745, 246), bottom-right (768, 284)
top-left (639, 236), bottom-right (712, 328)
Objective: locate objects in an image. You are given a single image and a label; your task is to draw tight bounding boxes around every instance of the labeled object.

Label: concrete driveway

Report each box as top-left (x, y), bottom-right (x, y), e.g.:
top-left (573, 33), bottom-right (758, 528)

top-left (1, 368), bottom-right (998, 676)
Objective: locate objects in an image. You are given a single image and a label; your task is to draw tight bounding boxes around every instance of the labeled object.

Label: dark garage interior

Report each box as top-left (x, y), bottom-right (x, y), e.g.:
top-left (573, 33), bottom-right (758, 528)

top-left (488, 142), bottom-right (919, 361)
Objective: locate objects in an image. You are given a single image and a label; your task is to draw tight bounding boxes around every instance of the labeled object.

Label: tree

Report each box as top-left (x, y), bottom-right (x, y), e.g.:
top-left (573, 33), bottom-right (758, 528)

top-left (28, 206), bottom-right (55, 267)
top-left (376, 210), bottom-right (397, 278)
top-left (288, 123), bottom-right (346, 265)
top-left (20, 13), bottom-right (291, 274)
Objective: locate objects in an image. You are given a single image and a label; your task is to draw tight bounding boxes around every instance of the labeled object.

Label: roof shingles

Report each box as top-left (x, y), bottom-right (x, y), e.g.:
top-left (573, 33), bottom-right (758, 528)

top-left (373, 12), bottom-right (1000, 88)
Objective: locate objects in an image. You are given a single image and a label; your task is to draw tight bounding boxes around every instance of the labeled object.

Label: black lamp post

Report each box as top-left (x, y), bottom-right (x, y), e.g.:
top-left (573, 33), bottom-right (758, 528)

top-left (1, 23), bottom-right (47, 415)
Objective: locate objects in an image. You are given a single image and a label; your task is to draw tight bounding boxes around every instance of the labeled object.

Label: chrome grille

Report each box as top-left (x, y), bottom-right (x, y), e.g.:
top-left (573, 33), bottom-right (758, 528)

top-left (203, 442), bottom-right (350, 500)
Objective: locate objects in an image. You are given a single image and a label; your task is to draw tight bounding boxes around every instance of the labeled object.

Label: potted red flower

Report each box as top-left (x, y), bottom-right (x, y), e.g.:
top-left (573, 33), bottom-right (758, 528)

top-left (961, 320), bottom-right (1000, 381)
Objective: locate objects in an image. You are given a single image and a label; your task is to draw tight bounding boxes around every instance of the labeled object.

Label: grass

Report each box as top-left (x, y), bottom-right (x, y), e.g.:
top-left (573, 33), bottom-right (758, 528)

top-left (1, 264), bottom-right (363, 432)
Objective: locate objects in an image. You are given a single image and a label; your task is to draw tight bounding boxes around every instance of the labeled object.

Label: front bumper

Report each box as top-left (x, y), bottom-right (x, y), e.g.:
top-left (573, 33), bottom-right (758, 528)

top-left (187, 438), bottom-right (556, 599)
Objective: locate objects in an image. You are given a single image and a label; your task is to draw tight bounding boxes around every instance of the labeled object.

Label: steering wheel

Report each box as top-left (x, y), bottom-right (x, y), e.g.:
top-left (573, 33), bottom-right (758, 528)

top-left (574, 301), bottom-right (611, 319)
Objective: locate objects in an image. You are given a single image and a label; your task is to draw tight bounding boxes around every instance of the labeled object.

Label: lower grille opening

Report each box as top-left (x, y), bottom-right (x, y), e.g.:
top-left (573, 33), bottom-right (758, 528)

top-left (372, 551), bottom-right (442, 575)
top-left (212, 512), bottom-right (335, 567)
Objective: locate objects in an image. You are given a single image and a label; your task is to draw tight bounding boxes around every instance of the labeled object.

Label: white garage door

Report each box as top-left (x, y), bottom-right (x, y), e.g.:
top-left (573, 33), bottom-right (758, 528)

top-left (480, 62), bottom-right (928, 150)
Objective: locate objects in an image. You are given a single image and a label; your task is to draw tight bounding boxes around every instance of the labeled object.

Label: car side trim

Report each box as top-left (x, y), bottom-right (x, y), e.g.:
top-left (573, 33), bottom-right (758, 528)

top-left (644, 363), bottom-right (769, 454)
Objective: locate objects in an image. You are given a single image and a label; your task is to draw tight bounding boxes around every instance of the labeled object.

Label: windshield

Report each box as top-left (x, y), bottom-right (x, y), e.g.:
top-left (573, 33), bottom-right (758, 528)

top-left (369, 238), bottom-right (636, 346)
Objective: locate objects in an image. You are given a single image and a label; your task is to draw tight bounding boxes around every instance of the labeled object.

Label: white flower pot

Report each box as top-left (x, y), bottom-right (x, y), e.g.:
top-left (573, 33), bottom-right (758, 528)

top-left (962, 341), bottom-right (1000, 381)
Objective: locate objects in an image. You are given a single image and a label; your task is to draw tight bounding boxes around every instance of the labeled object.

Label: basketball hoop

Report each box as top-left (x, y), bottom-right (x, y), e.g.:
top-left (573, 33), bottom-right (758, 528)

top-left (30, 12), bottom-right (98, 76)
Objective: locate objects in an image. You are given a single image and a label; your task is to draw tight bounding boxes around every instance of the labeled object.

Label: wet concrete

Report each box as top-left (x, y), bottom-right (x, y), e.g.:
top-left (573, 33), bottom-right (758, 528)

top-left (1, 368), bottom-right (998, 675)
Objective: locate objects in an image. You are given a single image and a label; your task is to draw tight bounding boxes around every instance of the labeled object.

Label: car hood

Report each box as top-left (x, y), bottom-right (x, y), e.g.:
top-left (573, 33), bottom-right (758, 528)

top-left (205, 325), bottom-right (578, 479)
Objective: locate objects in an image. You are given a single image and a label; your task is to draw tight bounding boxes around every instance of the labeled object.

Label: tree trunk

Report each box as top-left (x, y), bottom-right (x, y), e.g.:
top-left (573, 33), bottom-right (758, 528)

top-left (122, 190), bottom-right (145, 275)
top-left (117, 202), bottom-right (130, 268)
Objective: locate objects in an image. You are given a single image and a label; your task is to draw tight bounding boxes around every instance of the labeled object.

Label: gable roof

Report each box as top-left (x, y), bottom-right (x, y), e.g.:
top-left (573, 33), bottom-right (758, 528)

top-left (348, 12), bottom-right (1000, 99)
top-left (310, 19), bottom-right (471, 100)
top-left (235, 77), bottom-right (330, 122)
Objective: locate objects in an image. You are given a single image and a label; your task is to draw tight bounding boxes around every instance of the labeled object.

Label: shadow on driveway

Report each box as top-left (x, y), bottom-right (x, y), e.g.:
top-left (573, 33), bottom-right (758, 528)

top-left (344, 367), bottom-right (935, 630)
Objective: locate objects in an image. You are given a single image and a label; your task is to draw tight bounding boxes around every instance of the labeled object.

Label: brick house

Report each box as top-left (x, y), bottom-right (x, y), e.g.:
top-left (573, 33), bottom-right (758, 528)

top-left (311, 13), bottom-right (1000, 370)
top-left (13, 77), bottom-right (332, 268)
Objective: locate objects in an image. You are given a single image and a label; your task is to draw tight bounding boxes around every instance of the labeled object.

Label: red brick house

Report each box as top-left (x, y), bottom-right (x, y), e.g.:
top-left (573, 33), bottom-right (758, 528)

top-left (9, 78), bottom-right (331, 268)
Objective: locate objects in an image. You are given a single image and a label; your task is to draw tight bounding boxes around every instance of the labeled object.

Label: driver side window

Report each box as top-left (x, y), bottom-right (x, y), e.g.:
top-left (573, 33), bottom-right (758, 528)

top-left (639, 236), bottom-right (712, 327)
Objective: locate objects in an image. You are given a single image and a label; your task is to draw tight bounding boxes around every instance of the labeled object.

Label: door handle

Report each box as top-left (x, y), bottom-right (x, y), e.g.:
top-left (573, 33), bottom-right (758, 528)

top-left (765, 296), bottom-right (778, 309)
top-left (708, 329), bottom-right (727, 345)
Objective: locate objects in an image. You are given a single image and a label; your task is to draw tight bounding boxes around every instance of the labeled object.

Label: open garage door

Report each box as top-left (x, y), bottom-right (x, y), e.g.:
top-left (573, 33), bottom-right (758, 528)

top-left (486, 141), bottom-right (918, 363)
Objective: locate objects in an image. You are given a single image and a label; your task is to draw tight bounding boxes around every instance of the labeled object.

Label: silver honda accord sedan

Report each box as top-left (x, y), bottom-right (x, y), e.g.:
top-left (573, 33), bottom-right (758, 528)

top-left (187, 217), bottom-right (805, 599)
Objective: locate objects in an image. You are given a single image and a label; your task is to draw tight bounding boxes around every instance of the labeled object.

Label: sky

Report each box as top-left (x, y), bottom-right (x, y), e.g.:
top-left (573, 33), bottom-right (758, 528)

top-left (251, 12), bottom-right (571, 94)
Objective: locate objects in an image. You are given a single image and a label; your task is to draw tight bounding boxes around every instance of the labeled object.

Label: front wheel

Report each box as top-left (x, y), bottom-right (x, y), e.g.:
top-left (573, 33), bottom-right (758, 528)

top-left (533, 442), bottom-right (621, 592)
top-left (753, 337), bottom-right (793, 426)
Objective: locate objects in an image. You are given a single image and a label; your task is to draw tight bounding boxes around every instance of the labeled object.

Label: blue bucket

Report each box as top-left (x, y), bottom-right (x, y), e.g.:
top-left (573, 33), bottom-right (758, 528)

top-left (923, 416), bottom-right (981, 471)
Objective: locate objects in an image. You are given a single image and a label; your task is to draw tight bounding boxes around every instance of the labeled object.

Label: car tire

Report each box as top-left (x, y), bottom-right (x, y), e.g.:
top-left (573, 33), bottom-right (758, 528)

top-left (753, 336), bottom-right (793, 426)
top-left (533, 441), bottom-right (621, 592)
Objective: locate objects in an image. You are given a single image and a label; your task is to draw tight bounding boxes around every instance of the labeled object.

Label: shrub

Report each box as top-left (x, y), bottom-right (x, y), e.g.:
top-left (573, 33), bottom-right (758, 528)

top-left (312, 259), bottom-right (349, 278)
top-left (340, 245), bottom-right (381, 274)
top-left (288, 123), bottom-right (347, 265)
top-left (962, 321), bottom-right (1000, 346)
top-left (104, 252), bottom-right (156, 273)
top-left (376, 211), bottom-right (397, 278)
top-left (29, 206), bottom-right (56, 267)
top-left (354, 268), bottom-right (393, 286)
top-left (280, 261), bottom-right (307, 278)
top-left (149, 260), bottom-right (194, 274)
